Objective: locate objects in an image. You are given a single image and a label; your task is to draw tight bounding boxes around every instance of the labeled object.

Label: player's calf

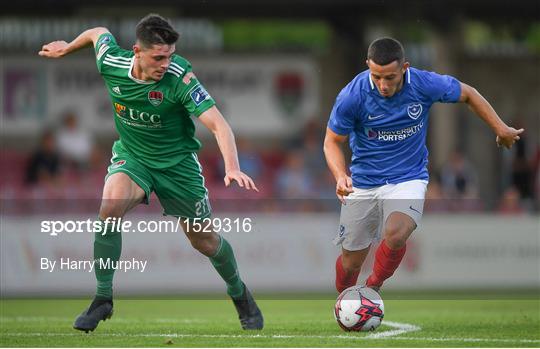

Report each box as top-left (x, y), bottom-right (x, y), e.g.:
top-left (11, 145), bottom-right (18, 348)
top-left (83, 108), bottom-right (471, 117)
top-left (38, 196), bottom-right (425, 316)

top-left (336, 248), bottom-right (370, 293)
top-left (365, 213), bottom-right (415, 289)
top-left (366, 239), bottom-right (406, 289)
top-left (335, 255), bottom-right (360, 293)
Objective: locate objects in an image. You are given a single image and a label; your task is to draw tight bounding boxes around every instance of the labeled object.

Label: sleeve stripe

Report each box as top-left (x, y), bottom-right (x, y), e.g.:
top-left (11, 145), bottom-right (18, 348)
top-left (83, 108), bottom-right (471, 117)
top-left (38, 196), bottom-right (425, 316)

top-left (96, 44), bottom-right (110, 60)
top-left (168, 65), bottom-right (184, 75)
top-left (105, 54), bottom-right (132, 62)
top-left (166, 69), bottom-right (181, 77)
top-left (167, 65), bottom-right (184, 76)
top-left (104, 56), bottom-right (132, 65)
top-left (169, 62), bottom-right (185, 73)
top-left (103, 60), bottom-right (130, 69)
top-left (103, 60), bottom-right (130, 68)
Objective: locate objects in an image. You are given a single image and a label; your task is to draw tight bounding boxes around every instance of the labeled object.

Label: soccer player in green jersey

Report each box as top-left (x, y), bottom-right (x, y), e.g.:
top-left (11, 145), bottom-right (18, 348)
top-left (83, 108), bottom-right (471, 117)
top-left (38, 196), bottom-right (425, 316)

top-left (39, 14), bottom-right (263, 332)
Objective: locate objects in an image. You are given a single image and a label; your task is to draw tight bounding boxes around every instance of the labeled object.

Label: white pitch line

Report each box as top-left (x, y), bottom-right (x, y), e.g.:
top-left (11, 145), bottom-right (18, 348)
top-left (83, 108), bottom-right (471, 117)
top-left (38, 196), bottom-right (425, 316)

top-left (365, 320), bottom-right (421, 339)
top-left (1, 318), bottom-right (536, 344)
top-left (0, 317), bottom-right (416, 335)
top-left (2, 332), bottom-right (539, 344)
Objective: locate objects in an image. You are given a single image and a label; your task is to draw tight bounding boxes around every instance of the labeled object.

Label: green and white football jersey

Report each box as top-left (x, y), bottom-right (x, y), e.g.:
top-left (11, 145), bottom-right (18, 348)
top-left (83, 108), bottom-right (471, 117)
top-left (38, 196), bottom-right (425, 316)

top-left (94, 33), bottom-right (215, 169)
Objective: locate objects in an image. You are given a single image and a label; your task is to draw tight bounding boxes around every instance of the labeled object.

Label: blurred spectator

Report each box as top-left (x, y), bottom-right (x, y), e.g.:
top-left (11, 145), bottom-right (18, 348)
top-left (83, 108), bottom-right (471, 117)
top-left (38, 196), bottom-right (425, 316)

top-left (89, 145), bottom-right (107, 172)
top-left (237, 136), bottom-right (263, 180)
top-left (440, 150), bottom-right (479, 199)
top-left (426, 179), bottom-right (443, 200)
top-left (56, 112), bottom-right (94, 169)
top-left (424, 178), bottom-right (450, 212)
top-left (275, 149), bottom-right (315, 198)
top-left (286, 118), bottom-right (332, 200)
top-left (300, 119), bottom-right (327, 173)
top-left (497, 186), bottom-right (526, 215)
top-left (25, 130), bottom-right (61, 186)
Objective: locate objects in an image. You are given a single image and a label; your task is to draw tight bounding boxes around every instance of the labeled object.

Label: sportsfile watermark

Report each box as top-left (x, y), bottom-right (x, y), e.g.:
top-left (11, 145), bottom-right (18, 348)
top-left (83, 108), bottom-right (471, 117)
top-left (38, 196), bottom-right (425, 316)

top-left (41, 217), bottom-right (254, 236)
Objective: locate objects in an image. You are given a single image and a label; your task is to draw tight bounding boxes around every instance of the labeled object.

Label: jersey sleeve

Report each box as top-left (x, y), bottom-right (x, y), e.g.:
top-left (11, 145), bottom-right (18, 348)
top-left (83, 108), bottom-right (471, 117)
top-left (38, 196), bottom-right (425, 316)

top-left (422, 71), bottom-right (462, 104)
top-left (327, 89), bottom-right (359, 135)
top-left (177, 63), bottom-right (216, 117)
top-left (94, 33), bottom-right (122, 73)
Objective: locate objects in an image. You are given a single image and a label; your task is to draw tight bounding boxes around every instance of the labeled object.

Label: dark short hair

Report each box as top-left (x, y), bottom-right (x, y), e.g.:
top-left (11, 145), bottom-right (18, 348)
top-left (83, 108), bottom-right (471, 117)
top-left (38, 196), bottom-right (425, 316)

top-left (136, 13), bottom-right (179, 47)
top-left (367, 37), bottom-right (405, 66)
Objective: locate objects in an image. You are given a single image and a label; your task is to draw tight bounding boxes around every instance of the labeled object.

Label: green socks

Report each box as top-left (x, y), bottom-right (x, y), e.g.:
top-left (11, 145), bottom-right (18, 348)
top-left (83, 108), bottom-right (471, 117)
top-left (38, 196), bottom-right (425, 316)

top-left (209, 236), bottom-right (244, 299)
top-left (94, 220), bottom-right (122, 300)
top-left (92, 223), bottom-right (242, 300)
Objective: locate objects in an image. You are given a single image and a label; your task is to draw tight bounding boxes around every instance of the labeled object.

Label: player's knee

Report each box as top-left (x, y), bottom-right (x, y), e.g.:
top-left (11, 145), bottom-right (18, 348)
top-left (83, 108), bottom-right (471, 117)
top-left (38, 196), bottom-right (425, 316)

top-left (384, 217), bottom-right (415, 248)
top-left (98, 203), bottom-right (125, 221)
top-left (384, 225), bottom-right (409, 248)
top-left (189, 235), bottom-right (219, 257)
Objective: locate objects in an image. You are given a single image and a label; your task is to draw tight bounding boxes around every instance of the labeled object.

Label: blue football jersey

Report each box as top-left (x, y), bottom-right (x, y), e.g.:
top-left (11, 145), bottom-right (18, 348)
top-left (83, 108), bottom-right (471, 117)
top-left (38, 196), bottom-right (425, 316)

top-left (328, 67), bottom-right (461, 188)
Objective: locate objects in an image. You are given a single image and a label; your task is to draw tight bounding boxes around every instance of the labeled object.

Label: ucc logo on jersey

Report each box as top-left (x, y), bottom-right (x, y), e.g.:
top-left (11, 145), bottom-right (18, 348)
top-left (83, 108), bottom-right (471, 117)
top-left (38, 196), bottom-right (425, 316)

top-left (148, 90), bottom-right (164, 107)
top-left (114, 102), bottom-right (162, 127)
top-left (407, 103), bottom-right (423, 120)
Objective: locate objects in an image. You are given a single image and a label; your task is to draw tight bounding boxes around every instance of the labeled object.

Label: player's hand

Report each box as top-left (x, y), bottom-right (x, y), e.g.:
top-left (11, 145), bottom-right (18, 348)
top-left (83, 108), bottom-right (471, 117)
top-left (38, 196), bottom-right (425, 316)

top-left (224, 170), bottom-right (259, 192)
top-left (496, 127), bottom-right (524, 149)
top-left (38, 41), bottom-right (69, 58)
top-left (336, 175), bottom-right (354, 205)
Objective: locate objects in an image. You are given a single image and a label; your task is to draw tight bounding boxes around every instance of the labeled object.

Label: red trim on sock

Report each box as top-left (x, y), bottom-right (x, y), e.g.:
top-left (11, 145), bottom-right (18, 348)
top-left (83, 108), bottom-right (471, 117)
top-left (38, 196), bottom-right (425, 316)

top-left (366, 240), bottom-right (406, 288)
top-left (335, 254), bottom-right (360, 293)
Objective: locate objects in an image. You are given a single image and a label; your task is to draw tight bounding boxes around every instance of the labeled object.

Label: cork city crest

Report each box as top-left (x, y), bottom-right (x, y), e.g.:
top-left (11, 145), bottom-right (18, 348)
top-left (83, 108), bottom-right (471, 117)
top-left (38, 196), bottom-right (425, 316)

top-left (148, 90), bottom-right (164, 106)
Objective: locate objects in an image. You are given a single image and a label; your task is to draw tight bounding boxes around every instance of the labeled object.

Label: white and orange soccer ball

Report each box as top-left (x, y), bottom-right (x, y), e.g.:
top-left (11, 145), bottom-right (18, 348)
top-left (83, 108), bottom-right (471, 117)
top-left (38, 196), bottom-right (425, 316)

top-left (334, 286), bottom-right (384, 331)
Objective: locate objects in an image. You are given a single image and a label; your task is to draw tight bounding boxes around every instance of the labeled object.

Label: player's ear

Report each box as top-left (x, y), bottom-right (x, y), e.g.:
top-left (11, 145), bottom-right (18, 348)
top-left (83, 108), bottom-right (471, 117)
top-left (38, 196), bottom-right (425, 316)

top-left (133, 44), bottom-right (141, 57)
top-left (402, 61), bottom-right (410, 71)
top-left (365, 59), bottom-right (370, 68)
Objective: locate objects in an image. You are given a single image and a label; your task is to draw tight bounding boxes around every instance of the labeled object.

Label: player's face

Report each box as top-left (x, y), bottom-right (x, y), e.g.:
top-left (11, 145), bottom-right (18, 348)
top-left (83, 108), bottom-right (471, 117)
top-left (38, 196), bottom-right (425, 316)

top-left (133, 43), bottom-right (176, 81)
top-left (366, 59), bottom-right (410, 98)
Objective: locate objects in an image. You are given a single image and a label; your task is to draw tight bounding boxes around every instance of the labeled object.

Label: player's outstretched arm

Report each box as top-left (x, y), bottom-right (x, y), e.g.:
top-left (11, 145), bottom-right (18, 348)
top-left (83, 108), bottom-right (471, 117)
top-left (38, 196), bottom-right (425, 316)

top-left (198, 106), bottom-right (259, 192)
top-left (459, 82), bottom-right (524, 149)
top-left (38, 27), bottom-right (110, 58)
top-left (323, 127), bottom-right (354, 204)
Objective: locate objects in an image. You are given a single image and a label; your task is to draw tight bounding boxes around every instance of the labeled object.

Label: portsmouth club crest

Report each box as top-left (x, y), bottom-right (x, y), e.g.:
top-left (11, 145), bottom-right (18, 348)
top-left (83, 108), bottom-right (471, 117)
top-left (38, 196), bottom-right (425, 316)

top-left (407, 103), bottom-right (423, 120)
top-left (148, 90), bottom-right (163, 107)
top-left (364, 127), bottom-right (378, 140)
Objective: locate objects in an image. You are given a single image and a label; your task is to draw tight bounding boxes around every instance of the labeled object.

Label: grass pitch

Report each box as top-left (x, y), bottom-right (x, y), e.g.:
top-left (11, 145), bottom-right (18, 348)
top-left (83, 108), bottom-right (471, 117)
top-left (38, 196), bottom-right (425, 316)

top-left (1, 294), bottom-right (539, 347)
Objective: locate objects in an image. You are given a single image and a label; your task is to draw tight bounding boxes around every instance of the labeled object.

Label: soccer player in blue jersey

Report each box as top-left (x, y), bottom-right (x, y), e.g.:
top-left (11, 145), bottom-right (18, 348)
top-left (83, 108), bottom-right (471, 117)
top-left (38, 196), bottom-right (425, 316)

top-left (324, 37), bottom-right (523, 293)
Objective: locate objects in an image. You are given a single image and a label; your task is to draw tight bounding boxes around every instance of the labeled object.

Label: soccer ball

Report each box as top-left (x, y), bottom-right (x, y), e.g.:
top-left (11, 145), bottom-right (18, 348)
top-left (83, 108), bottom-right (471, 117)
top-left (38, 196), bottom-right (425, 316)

top-left (334, 286), bottom-right (384, 331)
